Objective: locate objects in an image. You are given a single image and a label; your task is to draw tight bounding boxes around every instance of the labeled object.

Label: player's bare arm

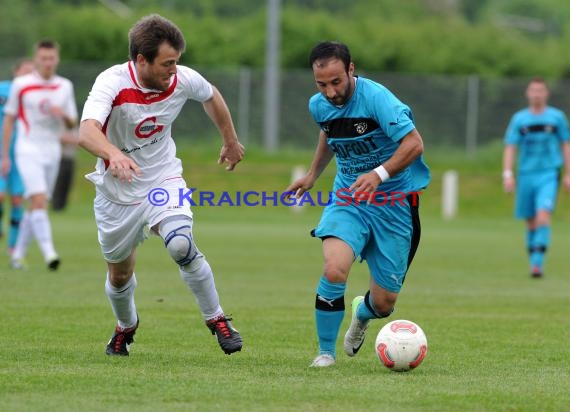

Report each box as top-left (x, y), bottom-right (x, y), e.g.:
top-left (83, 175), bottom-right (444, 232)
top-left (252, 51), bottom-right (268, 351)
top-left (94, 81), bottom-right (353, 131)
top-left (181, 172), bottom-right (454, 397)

top-left (285, 130), bottom-right (334, 198)
top-left (1, 113), bottom-right (15, 176)
top-left (60, 130), bottom-right (78, 146)
top-left (561, 141), bottom-right (570, 191)
top-left (202, 86), bottom-right (244, 171)
top-left (79, 119), bottom-right (141, 182)
top-left (502, 144), bottom-right (517, 193)
top-left (350, 129), bottom-right (424, 194)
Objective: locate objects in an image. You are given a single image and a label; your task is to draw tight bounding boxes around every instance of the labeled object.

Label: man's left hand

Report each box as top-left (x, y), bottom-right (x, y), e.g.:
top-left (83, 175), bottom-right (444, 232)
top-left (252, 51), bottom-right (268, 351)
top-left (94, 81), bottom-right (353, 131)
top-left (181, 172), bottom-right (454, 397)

top-left (349, 171), bottom-right (382, 200)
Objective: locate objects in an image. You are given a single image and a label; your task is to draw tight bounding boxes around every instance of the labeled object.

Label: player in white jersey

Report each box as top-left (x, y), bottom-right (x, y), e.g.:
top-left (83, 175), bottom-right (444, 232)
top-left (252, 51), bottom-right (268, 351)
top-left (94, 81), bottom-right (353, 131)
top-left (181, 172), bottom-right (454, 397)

top-left (79, 15), bottom-right (245, 356)
top-left (2, 40), bottom-right (77, 270)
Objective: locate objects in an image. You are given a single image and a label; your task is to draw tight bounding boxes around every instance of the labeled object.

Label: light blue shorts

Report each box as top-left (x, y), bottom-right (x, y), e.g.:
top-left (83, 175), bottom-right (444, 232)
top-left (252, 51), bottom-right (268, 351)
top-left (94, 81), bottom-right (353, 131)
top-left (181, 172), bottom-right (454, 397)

top-left (515, 169), bottom-right (559, 219)
top-left (0, 155), bottom-right (25, 196)
top-left (312, 194), bottom-right (421, 293)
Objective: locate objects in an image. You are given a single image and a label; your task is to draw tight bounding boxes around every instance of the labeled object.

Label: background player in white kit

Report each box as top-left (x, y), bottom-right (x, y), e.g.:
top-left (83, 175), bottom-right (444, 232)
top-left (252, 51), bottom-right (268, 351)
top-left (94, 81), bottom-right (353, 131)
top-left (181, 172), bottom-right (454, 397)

top-left (2, 40), bottom-right (77, 270)
top-left (79, 15), bottom-right (245, 356)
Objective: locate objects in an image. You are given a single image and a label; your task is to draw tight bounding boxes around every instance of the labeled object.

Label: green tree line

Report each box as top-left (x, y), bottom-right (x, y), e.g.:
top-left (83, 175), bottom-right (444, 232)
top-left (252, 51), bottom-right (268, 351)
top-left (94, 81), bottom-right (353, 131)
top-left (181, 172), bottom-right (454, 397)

top-left (2, 0), bottom-right (570, 77)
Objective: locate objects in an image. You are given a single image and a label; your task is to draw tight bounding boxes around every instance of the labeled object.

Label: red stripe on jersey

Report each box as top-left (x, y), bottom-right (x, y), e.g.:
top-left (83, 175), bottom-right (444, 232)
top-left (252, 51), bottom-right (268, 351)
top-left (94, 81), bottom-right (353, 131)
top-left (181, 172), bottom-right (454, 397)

top-left (104, 63), bottom-right (177, 169)
top-left (119, 61), bottom-right (178, 106)
top-left (127, 61), bottom-right (142, 88)
top-left (111, 76), bottom-right (178, 107)
top-left (18, 84), bottom-right (61, 133)
top-left (162, 176), bottom-right (183, 182)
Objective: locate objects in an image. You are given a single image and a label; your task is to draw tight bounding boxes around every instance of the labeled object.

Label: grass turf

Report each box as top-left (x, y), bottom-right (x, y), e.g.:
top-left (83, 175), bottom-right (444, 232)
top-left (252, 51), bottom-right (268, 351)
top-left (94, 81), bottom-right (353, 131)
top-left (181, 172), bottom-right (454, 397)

top-left (0, 142), bottom-right (569, 411)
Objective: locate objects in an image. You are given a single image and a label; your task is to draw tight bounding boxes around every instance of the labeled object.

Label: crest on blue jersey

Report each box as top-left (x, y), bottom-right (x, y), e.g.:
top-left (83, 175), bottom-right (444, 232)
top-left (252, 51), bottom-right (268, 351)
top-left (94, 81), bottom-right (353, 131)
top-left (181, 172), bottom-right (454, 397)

top-left (354, 122), bottom-right (368, 134)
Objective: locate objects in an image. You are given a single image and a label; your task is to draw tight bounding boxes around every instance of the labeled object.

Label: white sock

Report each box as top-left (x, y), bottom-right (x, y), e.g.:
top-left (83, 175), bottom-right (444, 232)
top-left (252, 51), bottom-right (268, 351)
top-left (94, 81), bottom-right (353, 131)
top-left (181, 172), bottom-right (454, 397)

top-left (12, 211), bottom-right (33, 260)
top-left (29, 209), bottom-right (57, 260)
top-left (105, 273), bottom-right (138, 330)
top-left (181, 258), bottom-right (223, 320)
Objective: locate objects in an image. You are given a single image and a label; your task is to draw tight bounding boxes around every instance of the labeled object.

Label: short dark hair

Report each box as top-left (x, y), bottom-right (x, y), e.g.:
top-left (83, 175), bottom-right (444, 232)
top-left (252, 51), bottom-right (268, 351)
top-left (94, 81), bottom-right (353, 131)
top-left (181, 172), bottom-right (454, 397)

top-left (528, 76), bottom-right (548, 87)
top-left (309, 41), bottom-right (351, 72)
top-left (128, 14), bottom-right (186, 63)
top-left (35, 39), bottom-right (60, 51)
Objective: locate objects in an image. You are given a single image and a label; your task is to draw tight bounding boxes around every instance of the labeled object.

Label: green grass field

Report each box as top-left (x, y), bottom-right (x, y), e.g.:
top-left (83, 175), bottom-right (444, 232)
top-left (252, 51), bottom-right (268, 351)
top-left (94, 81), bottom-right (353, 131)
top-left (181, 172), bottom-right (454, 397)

top-left (1, 143), bottom-right (569, 411)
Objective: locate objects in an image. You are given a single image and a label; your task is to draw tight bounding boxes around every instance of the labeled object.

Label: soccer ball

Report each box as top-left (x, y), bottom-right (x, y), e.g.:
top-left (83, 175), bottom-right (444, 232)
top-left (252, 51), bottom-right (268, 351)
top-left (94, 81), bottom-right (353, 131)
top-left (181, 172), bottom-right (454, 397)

top-left (375, 320), bottom-right (428, 372)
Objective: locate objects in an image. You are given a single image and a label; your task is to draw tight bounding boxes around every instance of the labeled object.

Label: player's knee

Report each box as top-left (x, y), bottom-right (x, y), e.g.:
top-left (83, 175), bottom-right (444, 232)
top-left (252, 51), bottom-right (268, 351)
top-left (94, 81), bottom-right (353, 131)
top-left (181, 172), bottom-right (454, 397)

top-left (165, 233), bottom-right (196, 266)
top-left (29, 194), bottom-right (47, 210)
top-left (161, 220), bottom-right (200, 267)
top-left (535, 214), bottom-right (550, 227)
top-left (108, 269), bottom-right (133, 288)
top-left (371, 296), bottom-right (397, 317)
top-left (322, 263), bottom-right (349, 283)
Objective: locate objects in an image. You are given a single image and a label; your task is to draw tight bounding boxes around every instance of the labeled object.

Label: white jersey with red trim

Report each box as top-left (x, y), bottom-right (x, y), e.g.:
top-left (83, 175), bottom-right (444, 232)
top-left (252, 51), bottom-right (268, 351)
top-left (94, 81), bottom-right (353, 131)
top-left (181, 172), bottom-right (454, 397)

top-left (81, 61), bottom-right (214, 205)
top-left (4, 71), bottom-right (77, 158)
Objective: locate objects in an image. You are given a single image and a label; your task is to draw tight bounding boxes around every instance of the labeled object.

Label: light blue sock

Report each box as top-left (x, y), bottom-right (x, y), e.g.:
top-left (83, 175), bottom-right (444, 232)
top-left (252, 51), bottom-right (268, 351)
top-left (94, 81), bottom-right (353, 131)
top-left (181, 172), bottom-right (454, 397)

top-left (531, 225), bottom-right (550, 270)
top-left (534, 225), bottom-right (550, 249)
top-left (315, 276), bottom-right (346, 358)
top-left (8, 204), bottom-right (23, 249)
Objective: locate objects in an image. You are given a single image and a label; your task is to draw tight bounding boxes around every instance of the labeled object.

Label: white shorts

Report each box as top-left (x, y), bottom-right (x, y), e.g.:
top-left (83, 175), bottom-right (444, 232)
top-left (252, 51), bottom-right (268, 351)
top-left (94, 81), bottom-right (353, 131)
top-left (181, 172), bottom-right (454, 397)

top-left (16, 153), bottom-right (60, 198)
top-left (94, 177), bottom-right (193, 263)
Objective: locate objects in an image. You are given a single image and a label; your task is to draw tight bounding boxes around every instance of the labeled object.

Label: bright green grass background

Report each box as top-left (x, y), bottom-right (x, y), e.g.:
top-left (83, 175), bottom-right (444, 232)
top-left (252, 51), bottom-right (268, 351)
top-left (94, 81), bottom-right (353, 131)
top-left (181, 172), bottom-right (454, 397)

top-left (1, 142), bottom-right (569, 411)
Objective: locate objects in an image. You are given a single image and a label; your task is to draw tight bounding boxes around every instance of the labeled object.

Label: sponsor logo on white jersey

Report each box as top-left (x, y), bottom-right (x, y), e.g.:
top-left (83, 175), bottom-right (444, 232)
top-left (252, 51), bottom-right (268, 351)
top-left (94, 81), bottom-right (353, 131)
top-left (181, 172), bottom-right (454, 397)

top-left (135, 116), bottom-right (164, 139)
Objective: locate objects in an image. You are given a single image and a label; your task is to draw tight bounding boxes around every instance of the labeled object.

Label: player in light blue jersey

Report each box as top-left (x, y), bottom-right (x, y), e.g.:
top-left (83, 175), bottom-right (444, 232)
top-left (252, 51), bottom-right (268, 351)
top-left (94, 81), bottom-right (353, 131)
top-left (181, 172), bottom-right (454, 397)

top-left (503, 77), bottom-right (570, 278)
top-left (287, 41), bottom-right (430, 367)
top-left (0, 59), bottom-right (34, 254)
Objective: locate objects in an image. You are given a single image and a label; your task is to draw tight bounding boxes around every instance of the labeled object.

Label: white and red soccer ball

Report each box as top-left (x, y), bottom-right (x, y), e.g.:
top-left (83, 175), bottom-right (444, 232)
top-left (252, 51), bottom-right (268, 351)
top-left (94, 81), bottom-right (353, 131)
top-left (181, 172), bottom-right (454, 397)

top-left (375, 320), bottom-right (428, 372)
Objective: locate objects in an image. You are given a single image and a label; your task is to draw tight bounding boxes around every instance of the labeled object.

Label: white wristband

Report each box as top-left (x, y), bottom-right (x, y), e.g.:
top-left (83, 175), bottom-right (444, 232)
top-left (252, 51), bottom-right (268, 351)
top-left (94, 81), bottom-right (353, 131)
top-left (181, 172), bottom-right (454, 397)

top-left (373, 165), bottom-right (390, 182)
top-left (502, 170), bottom-right (513, 179)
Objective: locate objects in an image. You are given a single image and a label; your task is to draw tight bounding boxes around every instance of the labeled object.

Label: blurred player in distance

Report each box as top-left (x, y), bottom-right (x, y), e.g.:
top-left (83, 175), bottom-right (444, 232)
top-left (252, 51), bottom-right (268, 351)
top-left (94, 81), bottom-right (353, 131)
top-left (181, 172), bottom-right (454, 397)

top-left (79, 14), bottom-right (244, 357)
top-left (503, 77), bottom-right (570, 278)
top-left (286, 41), bottom-right (430, 367)
top-left (2, 41), bottom-right (77, 270)
top-left (0, 59), bottom-right (34, 254)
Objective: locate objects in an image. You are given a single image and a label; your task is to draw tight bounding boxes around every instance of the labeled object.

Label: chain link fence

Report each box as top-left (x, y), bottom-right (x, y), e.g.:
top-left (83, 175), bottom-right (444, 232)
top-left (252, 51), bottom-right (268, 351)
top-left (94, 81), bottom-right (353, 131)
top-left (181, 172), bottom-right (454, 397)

top-left (2, 59), bottom-right (570, 152)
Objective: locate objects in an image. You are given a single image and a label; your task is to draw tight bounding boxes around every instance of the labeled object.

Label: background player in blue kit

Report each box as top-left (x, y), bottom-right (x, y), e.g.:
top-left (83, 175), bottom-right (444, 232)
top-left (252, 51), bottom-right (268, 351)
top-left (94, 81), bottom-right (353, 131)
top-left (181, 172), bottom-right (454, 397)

top-left (0, 59), bottom-right (34, 254)
top-left (287, 41), bottom-right (430, 367)
top-left (503, 77), bottom-right (570, 278)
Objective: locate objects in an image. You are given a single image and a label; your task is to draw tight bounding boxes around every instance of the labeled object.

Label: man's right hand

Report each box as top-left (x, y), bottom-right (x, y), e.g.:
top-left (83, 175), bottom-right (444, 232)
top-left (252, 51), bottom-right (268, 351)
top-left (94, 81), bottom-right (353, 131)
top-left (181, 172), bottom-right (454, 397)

top-left (503, 176), bottom-right (515, 193)
top-left (108, 152), bottom-right (142, 183)
top-left (285, 174), bottom-right (316, 199)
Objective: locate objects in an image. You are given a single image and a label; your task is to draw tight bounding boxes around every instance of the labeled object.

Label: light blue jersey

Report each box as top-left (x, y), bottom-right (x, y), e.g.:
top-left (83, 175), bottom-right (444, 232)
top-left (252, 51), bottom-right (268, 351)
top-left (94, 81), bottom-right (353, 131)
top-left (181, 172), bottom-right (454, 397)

top-left (0, 80), bottom-right (17, 160)
top-left (504, 106), bottom-right (569, 174)
top-left (309, 76), bottom-right (430, 196)
top-left (505, 106), bottom-right (569, 219)
top-left (0, 80), bottom-right (24, 196)
top-left (310, 77), bottom-right (429, 292)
